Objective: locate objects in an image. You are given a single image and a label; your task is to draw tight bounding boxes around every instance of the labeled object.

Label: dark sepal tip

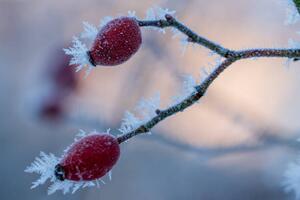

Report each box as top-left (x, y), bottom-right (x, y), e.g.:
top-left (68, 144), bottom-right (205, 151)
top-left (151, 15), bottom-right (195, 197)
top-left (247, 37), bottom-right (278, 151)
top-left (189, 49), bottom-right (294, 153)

top-left (54, 164), bottom-right (65, 181)
top-left (86, 51), bottom-right (97, 67)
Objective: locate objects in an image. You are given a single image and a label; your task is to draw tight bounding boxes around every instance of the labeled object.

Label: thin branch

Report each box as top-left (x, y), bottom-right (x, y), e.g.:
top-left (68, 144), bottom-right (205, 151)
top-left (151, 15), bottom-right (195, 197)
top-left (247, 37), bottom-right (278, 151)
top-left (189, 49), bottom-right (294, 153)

top-left (137, 15), bottom-right (233, 57)
top-left (116, 14), bottom-right (300, 144)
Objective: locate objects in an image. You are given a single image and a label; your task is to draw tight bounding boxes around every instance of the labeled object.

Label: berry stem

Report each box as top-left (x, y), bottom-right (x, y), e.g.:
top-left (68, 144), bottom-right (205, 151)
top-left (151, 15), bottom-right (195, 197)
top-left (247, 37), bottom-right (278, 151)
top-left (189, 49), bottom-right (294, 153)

top-left (117, 15), bottom-right (300, 144)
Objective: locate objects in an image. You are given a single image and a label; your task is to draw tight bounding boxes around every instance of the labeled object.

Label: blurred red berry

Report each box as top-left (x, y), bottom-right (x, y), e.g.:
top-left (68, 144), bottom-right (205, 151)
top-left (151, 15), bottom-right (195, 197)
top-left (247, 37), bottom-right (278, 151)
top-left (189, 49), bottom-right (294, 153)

top-left (47, 48), bottom-right (78, 92)
top-left (55, 134), bottom-right (120, 181)
top-left (89, 17), bottom-right (142, 66)
top-left (38, 46), bottom-right (79, 122)
top-left (52, 55), bottom-right (78, 92)
top-left (39, 94), bottom-right (64, 120)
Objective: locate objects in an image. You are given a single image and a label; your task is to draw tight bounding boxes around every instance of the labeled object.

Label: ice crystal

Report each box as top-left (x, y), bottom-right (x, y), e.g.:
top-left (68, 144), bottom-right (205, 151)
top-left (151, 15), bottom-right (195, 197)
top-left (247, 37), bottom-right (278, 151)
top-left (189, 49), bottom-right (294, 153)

top-left (99, 16), bottom-right (113, 28)
top-left (283, 158), bottom-right (300, 199)
top-left (80, 21), bottom-right (98, 41)
top-left (119, 111), bottom-right (142, 134)
top-left (172, 75), bottom-right (197, 105)
top-left (180, 36), bottom-right (189, 55)
top-left (145, 6), bottom-right (176, 33)
top-left (25, 130), bottom-right (112, 194)
top-left (25, 152), bottom-right (59, 189)
top-left (145, 6), bottom-right (176, 21)
top-left (119, 93), bottom-right (160, 134)
top-left (127, 10), bottom-right (136, 18)
top-left (289, 38), bottom-right (300, 48)
top-left (136, 92), bottom-right (160, 121)
top-left (63, 37), bottom-right (92, 77)
top-left (285, 0), bottom-right (300, 25)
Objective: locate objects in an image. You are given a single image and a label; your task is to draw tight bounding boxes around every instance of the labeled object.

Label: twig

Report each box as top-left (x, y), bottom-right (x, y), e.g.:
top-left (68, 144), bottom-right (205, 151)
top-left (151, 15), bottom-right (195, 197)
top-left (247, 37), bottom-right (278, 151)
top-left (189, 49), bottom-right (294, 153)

top-left (116, 14), bottom-right (300, 144)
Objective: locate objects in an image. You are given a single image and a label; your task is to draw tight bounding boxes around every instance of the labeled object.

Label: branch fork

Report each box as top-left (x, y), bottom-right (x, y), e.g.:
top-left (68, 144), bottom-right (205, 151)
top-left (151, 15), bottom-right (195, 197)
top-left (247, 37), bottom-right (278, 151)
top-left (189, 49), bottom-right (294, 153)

top-left (117, 14), bottom-right (300, 144)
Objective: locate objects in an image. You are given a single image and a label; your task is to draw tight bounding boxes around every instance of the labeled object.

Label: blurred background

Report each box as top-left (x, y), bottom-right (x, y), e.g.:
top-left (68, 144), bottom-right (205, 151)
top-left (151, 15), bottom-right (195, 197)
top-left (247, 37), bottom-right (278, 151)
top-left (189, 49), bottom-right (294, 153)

top-left (1, 0), bottom-right (300, 199)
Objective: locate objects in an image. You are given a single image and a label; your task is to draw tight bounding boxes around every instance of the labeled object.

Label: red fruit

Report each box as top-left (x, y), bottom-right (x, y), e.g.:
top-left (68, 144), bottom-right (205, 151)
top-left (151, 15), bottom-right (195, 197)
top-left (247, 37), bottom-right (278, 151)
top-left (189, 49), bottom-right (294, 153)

top-left (55, 134), bottom-right (120, 181)
top-left (88, 17), bottom-right (142, 66)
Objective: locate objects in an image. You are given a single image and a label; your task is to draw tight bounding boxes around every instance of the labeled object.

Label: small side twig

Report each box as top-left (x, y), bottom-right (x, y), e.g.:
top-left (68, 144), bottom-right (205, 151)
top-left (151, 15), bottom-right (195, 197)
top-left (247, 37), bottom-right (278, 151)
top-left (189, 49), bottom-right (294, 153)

top-left (117, 14), bottom-right (300, 144)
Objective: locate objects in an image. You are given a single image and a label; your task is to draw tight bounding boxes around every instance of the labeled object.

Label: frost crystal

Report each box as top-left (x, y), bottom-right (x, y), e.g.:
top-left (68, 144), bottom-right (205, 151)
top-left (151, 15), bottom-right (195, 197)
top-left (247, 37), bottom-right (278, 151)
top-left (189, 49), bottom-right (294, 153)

top-left (80, 21), bottom-right (98, 41)
top-left (145, 6), bottom-right (176, 33)
top-left (285, 0), bottom-right (300, 25)
top-left (145, 6), bottom-right (175, 20)
top-left (25, 152), bottom-right (59, 189)
top-left (180, 36), bottom-right (189, 55)
top-left (283, 158), bottom-right (300, 199)
top-left (289, 38), bottom-right (300, 48)
top-left (172, 75), bottom-right (197, 105)
top-left (25, 130), bottom-right (112, 195)
top-left (119, 111), bottom-right (142, 134)
top-left (127, 10), bottom-right (136, 18)
top-left (99, 16), bottom-right (113, 28)
top-left (63, 37), bottom-right (93, 76)
top-left (119, 93), bottom-right (160, 134)
top-left (136, 93), bottom-right (160, 121)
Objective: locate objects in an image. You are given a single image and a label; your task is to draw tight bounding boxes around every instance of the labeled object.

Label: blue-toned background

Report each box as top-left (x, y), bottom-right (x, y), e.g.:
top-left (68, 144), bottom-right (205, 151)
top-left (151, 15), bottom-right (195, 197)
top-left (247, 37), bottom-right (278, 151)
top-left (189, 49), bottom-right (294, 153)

top-left (1, 0), bottom-right (300, 199)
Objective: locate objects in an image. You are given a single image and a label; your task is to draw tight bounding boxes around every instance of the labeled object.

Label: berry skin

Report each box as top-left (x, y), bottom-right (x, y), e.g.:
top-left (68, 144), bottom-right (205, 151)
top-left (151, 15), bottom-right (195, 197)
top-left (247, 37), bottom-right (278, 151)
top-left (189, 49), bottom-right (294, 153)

top-left (56, 133), bottom-right (120, 181)
top-left (89, 17), bottom-right (142, 66)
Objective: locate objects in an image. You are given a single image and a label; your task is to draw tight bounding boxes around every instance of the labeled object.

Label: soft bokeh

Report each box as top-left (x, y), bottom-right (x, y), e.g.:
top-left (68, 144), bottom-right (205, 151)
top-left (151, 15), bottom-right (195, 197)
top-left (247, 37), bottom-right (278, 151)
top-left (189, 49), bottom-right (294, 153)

top-left (1, 0), bottom-right (300, 199)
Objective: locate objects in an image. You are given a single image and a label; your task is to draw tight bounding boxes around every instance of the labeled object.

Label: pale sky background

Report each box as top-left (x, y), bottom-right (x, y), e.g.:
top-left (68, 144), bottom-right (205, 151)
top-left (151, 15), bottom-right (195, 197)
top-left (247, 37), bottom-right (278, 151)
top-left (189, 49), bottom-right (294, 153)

top-left (1, 0), bottom-right (300, 199)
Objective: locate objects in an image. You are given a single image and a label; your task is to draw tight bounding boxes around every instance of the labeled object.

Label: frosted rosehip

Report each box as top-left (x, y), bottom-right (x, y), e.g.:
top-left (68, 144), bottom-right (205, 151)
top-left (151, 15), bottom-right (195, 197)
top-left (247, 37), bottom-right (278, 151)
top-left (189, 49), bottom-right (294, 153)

top-left (55, 133), bottom-right (120, 181)
top-left (88, 17), bottom-right (142, 66)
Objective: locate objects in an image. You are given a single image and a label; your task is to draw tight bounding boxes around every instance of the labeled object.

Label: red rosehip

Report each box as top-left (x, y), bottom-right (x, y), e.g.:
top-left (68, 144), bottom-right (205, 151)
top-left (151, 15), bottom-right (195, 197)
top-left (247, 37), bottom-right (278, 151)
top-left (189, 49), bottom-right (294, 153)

top-left (55, 133), bottom-right (120, 181)
top-left (88, 17), bottom-right (142, 66)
